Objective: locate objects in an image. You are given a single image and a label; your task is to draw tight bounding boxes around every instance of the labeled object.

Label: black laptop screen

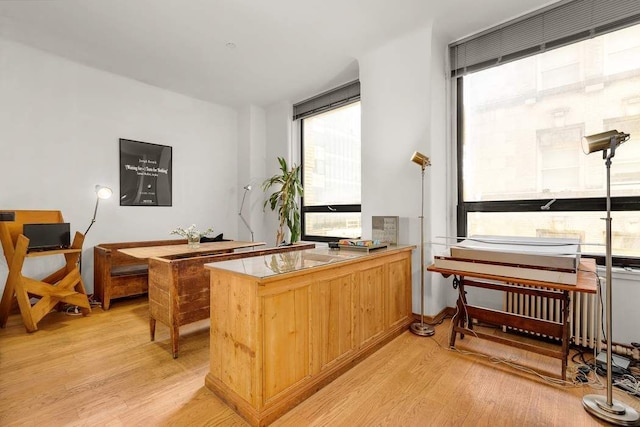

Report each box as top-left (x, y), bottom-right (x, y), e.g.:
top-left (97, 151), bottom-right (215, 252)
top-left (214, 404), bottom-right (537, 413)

top-left (23, 223), bottom-right (71, 251)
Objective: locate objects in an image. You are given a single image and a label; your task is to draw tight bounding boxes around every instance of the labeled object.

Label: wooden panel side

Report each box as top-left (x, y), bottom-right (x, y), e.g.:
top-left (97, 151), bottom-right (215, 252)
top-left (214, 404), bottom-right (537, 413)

top-left (174, 257), bottom-right (211, 325)
top-left (262, 286), bottom-right (310, 402)
top-left (109, 250), bottom-right (150, 268)
top-left (109, 276), bottom-right (148, 297)
top-left (93, 245), bottom-right (110, 304)
top-left (148, 259), bottom-right (172, 325)
top-left (386, 256), bottom-right (412, 329)
top-left (355, 265), bottom-right (385, 347)
top-left (210, 270), bottom-right (259, 406)
top-left (310, 274), bottom-right (354, 374)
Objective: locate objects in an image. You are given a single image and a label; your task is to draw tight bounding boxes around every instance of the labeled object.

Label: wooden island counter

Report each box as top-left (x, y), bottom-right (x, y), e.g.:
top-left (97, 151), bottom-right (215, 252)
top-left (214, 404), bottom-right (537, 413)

top-left (204, 244), bottom-right (415, 426)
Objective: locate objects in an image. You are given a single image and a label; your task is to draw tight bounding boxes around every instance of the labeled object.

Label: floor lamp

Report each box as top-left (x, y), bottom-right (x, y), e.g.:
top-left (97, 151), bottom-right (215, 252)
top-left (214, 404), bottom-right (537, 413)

top-left (84, 185), bottom-right (113, 236)
top-left (409, 151), bottom-right (435, 337)
top-left (239, 184), bottom-right (255, 242)
top-left (80, 185), bottom-right (112, 273)
top-left (581, 130), bottom-right (639, 426)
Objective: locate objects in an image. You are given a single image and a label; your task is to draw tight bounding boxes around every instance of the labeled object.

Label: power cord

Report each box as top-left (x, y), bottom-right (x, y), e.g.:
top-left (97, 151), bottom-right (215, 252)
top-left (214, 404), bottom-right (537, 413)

top-left (614, 374), bottom-right (640, 397)
top-left (430, 321), bottom-right (583, 387)
top-left (63, 304), bottom-right (82, 316)
top-left (442, 299), bottom-right (608, 389)
top-left (438, 272), bottom-right (639, 396)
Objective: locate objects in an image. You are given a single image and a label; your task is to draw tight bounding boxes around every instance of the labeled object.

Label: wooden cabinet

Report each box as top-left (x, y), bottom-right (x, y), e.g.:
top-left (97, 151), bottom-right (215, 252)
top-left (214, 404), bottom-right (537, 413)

top-left (204, 246), bottom-right (414, 426)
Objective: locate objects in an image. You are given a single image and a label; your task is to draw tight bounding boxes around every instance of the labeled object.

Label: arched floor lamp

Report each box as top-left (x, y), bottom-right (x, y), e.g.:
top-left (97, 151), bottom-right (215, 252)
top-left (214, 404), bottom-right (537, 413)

top-left (409, 151), bottom-right (435, 337)
top-left (239, 184), bottom-right (254, 242)
top-left (581, 130), bottom-right (639, 426)
top-left (85, 185), bottom-right (113, 236)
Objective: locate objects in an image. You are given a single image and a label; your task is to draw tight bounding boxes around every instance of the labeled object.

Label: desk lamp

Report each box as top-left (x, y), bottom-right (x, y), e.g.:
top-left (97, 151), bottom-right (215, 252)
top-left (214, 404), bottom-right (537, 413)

top-left (84, 185), bottom-right (112, 236)
top-left (581, 130), bottom-right (639, 426)
top-left (239, 184), bottom-right (255, 242)
top-left (409, 151), bottom-right (435, 337)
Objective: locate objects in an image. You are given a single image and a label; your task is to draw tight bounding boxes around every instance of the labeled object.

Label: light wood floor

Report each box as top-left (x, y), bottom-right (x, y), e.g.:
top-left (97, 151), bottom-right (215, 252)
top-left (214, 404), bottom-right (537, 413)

top-left (0, 297), bottom-right (637, 426)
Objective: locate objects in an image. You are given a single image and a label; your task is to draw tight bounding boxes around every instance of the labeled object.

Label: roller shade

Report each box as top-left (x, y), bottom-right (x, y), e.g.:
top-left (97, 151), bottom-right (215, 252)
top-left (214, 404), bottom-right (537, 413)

top-left (450, 0), bottom-right (640, 77)
top-left (293, 80), bottom-right (360, 120)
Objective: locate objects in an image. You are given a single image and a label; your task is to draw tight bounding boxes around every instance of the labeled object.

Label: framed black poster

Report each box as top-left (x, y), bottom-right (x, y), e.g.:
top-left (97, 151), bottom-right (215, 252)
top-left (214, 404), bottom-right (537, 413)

top-left (119, 138), bottom-right (172, 206)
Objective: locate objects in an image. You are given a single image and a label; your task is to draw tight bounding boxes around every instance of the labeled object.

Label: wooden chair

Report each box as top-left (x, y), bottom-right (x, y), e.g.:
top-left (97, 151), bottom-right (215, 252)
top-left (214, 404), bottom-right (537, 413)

top-left (0, 210), bottom-right (91, 332)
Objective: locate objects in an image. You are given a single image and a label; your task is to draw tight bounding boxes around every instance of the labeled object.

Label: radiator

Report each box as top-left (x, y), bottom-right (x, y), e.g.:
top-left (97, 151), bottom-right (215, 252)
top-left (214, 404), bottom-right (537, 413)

top-left (502, 286), bottom-right (601, 350)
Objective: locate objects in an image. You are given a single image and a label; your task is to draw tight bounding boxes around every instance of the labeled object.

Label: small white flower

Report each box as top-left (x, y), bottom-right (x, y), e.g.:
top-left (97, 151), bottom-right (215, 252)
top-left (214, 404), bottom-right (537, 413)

top-left (170, 224), bottom-right (214, 239)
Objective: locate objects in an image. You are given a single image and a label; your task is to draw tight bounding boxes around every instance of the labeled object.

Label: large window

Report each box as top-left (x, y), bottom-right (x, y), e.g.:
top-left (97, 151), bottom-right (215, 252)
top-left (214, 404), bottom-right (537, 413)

top-left (456, 18), bottom-right (640, 265)
top-left (300, 101), bottom-right (361, 241)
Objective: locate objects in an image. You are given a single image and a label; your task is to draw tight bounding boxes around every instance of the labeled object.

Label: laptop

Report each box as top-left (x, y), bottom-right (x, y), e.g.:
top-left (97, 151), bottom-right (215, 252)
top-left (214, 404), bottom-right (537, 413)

top-left (23, 223), bottom-right (71, 251)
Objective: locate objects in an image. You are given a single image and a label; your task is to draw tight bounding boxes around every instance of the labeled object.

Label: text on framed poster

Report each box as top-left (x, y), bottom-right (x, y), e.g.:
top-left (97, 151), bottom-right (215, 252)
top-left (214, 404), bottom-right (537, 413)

top-left (119, 138), bottom-right (172, 206)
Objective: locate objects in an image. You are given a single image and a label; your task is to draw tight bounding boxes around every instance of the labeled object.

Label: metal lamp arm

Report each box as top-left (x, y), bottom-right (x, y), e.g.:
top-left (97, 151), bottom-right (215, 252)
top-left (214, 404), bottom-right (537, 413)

top-left (239, 188), bottom-right (255, 242)
top-left (84, 197), bottom-right (100, 237)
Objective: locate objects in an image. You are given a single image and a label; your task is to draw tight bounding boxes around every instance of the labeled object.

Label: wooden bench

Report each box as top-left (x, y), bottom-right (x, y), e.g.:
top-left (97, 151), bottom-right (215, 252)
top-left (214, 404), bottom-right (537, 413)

top-left (93, 239), bottom-right (186, 310)
top-left (148, 243), bottom-right (316, 358)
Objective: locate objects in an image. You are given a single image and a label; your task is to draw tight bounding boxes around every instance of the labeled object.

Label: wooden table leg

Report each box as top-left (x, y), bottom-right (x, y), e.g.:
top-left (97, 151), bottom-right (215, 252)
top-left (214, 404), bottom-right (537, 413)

top-left (450, 276), bottom-right (468, 348)
top-left (459, 278), bottom-right (471, 338)
top-left (171, 325), bottom-right (179, 359)
top-left (5, 237), bottom-right (38, 332)
top-left (0, 253), bottom-right (21, 328)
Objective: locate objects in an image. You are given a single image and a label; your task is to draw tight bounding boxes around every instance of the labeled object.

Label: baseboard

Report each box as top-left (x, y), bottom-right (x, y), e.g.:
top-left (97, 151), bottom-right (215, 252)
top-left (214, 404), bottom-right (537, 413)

top-left (412, 306), bottom-right (455, 325)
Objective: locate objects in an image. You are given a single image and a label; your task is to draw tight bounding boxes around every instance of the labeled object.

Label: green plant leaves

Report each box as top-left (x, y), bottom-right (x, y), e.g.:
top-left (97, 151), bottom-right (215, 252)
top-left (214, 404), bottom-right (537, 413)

top-left (262, 157), bottom-right (303, 245)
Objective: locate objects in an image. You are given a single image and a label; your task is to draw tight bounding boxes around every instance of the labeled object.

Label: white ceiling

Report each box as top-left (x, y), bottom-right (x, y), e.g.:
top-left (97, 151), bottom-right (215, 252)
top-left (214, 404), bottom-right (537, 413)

top-left (0, 0), bottom-right (559, 108)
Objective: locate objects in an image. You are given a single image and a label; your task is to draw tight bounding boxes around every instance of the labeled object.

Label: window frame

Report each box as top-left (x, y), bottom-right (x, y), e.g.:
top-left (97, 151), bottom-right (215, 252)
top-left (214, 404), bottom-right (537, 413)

top-left (455, 75), bottom-right (640, 268)
top-left (299, 104), bottom-right (362, 243)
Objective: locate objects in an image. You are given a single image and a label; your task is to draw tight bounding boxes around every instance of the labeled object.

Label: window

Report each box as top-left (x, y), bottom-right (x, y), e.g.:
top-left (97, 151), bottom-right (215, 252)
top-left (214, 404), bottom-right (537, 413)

top-left (300, 101), bottom-right (361, 241)
top-left (293, 81), bottom-right (361, 242)
top-left (455, 15), bottom-right (640, 265)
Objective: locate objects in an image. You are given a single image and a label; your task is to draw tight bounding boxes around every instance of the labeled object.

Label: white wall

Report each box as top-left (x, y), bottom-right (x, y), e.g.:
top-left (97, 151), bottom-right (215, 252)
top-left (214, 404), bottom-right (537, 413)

top-left (237, 105), bottom-right (267, 243)
top-left (427, 27), bottom-right (456, 315)
top-left (359, 22), bottom-right (451, 316)
top-left (0, 38), bottom-right (239, 295)
top-left (262, 101), bottom-right (295, 247)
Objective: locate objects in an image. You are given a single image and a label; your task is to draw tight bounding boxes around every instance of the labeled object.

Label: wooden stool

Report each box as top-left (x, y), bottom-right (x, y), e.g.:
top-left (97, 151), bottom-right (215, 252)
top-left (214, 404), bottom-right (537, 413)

top-left (0, 210), bottom-right (91, 332)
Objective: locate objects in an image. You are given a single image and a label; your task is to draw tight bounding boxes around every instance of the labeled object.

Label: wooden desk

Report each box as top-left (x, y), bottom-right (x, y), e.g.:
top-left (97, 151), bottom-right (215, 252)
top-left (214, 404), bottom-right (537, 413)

top-left (148, 242), bottom-right (315, 358)
top-left (428, 258), bottom-right (597, 380)
top-left (118, 240), bottom-right (265, 259)
top-left (204, 245), bottom-right (415, 426)
top-left (0, 210), bottom-right (91, 332)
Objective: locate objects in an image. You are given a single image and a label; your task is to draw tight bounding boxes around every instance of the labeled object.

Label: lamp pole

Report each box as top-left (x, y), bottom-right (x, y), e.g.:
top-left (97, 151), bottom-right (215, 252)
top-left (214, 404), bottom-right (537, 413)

top-left (239, 185), bottom-right (255, 243)
top-left (410, 152), bottom-right (435, 337)
top-left (80, 185), bottom-right (112, 273)
top-left (582, 133), bottom-right (639, 426)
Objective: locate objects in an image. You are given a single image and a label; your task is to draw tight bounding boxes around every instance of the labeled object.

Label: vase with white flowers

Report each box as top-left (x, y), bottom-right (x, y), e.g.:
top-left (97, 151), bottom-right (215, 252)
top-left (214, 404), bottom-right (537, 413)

top-left (170, 224), bottom-right (214, 248)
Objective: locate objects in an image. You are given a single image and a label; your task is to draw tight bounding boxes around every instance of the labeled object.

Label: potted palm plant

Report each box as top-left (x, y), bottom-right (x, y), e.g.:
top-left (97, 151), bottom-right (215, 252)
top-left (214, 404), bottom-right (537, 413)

top-left (262, 157), bottom-right (303, 246)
